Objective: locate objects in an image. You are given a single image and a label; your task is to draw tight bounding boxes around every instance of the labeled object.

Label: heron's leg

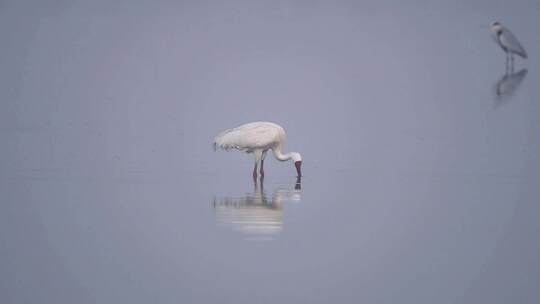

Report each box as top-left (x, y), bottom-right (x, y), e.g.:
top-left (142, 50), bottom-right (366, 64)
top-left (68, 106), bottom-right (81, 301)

top-left (510, 54), bottom-right (515, 72)
top-left (253, 162), bottom-right (258, 182)
top-left (505, 54), bottom-right (510, 74)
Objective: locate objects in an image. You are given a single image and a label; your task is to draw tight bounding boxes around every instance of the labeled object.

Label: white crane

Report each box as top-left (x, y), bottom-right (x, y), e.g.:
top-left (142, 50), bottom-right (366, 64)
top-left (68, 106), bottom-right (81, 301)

top-left (213, 122), bottom-right (302, 179)
top-left (490, 22), bottom-right (528, 67)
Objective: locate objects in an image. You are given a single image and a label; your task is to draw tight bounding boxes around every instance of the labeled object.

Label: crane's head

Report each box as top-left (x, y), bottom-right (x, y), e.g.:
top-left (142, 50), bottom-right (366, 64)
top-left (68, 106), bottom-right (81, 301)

top-left (291, 152), bottom-right (302, 177)
top-left (490, 22), bottom-right (502, 34)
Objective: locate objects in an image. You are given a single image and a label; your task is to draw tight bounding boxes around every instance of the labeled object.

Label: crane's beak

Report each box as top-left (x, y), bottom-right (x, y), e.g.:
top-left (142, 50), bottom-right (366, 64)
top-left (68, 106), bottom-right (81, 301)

top-left (295, 161), bottom-right (302, 177)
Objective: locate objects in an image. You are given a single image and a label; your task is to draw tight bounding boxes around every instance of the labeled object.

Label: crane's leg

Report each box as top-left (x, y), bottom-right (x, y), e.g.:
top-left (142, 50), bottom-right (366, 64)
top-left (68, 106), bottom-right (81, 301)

top-left (253, 150), bottom-right (263, 182)
top-left (260, 151), bottom-right (267, 177)
top-left (259, 159), bottom-right (264, 177)
top-left (253, 162), bottom-right (258, 182)
top-left (253, 177), bottom-right (259, 191)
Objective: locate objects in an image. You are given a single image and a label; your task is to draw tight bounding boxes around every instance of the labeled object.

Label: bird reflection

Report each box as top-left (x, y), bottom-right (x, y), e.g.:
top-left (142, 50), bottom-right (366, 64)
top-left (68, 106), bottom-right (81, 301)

top-left (213, 177), bottom-right (302, 240)
top-left (493, 68), bottom-right (528, 108)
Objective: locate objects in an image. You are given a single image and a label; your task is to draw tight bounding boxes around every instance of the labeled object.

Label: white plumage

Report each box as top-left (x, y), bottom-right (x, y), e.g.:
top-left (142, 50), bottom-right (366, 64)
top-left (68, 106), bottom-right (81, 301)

top-left (214, 122), bottom-right (302, 178)
top-left (214, 122), bottom-right (283, 152)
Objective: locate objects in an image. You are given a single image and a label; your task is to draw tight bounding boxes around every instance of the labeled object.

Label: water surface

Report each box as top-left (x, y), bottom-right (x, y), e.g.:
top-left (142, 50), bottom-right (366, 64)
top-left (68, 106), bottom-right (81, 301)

top-left (1, 1), bottom-right (540, 303)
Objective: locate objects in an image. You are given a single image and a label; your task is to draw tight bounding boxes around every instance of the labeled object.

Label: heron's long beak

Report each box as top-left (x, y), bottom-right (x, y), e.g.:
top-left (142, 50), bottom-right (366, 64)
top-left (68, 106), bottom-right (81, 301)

top-left (295, 161), bottom-right (302, 177)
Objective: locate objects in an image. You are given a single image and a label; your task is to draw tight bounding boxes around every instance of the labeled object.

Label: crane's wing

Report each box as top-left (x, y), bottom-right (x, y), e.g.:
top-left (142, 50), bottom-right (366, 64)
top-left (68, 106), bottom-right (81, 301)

top-left (213, 123), bottom-right (280, 152)
top-left (500, 28), bottom-right (528, 58)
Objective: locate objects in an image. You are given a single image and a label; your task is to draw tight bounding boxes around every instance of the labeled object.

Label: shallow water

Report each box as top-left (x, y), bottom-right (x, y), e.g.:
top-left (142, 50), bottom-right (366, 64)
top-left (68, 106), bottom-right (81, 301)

top-left (1, 1), bottom-right (540, 303)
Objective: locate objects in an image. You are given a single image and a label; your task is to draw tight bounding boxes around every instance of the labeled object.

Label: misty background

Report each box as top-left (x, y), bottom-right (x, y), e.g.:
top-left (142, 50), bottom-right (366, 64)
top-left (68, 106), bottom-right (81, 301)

top-left (1, 1), bottom-right (539, 303)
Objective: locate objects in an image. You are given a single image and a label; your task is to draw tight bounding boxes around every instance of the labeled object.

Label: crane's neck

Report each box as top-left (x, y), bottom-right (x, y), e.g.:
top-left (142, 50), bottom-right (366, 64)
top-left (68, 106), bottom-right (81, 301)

top-left (272, 145), bottom-right (303, 177)
top-left (272, 145), bottom-right (299, 162)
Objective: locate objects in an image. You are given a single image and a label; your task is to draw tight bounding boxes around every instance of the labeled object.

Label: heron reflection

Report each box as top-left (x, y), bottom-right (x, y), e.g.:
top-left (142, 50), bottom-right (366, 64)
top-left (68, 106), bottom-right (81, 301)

top-left (213, 177), bottom-right (302, 239)
top-left (493, 68), bottom-right (528, 108)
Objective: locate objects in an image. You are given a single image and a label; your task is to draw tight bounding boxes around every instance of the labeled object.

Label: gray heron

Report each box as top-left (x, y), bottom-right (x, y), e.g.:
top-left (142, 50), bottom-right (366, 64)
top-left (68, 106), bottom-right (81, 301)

top-left (490, 22), bottom-right (528, 70)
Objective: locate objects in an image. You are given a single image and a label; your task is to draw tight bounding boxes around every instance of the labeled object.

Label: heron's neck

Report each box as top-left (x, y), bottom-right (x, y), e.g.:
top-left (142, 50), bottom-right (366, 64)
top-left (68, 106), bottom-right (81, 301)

top-left (272, 146), bottom-right (293, 162)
